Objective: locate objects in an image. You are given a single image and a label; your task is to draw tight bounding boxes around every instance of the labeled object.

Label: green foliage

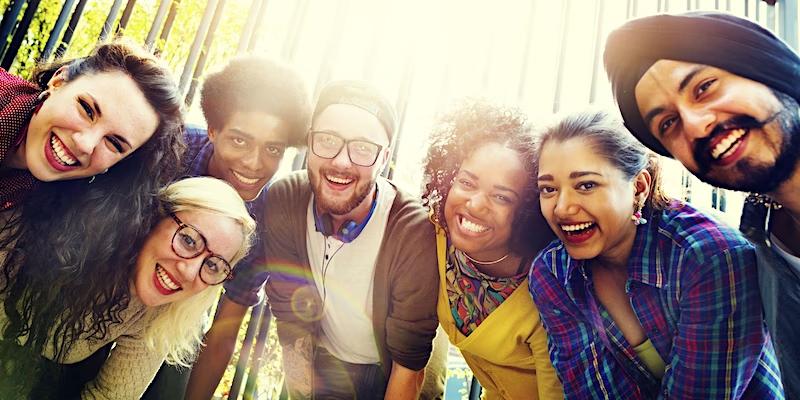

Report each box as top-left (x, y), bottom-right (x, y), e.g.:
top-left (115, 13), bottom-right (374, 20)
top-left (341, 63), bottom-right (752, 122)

top-left (3, 0), bottom-right (251, 116)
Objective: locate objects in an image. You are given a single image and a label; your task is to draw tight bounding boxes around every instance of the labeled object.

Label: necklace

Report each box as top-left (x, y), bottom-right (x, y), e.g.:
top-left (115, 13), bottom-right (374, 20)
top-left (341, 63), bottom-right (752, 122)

top-left (462, 251), bottom-right (509, 265)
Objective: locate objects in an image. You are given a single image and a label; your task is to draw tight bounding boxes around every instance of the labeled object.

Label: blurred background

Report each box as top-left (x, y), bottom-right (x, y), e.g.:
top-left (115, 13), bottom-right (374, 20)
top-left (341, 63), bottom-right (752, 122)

top-left (1, 0), bottom-right (797, 398)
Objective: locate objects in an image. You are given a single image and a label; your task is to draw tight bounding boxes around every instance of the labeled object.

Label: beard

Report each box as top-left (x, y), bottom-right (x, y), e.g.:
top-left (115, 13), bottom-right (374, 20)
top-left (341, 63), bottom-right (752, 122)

top-left (692, 91), bottom-right (800, 193)
top-left (309, 166), bottom-right (375, 215)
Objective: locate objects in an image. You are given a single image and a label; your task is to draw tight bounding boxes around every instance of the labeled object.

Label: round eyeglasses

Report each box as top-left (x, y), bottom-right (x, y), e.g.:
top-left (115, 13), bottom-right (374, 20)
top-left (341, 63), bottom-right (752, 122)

top-left (310, 130), bottom-right (384, 167)
top-left (170, 213), bottom-right (233, 285)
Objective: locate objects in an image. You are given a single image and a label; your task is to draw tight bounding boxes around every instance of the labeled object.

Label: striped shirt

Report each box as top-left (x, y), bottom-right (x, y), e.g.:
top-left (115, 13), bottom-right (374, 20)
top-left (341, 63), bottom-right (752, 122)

top-left (529, 202), bottom-right (784, 399)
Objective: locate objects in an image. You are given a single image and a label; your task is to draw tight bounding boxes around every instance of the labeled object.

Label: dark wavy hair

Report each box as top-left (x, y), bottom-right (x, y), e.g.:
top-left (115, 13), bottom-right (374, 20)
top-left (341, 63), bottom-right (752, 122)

top-left (200, 56), bottom-right (311, 147)
top-left (0, 40), bottom-right (185, 361)
top-left (536, 109), bottom-right (671, 211)
top-left (421, 99), bottom-right (555, 258)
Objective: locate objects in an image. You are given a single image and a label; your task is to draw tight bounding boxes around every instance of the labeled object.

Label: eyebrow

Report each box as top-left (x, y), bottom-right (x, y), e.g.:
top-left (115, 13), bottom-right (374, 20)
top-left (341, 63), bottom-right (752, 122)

top-left (229, 128), bottom-right (287, 145)
top-left (537, 171), bottom-right (602, 181)
top-left (642, 65), bottom-right (708, 131)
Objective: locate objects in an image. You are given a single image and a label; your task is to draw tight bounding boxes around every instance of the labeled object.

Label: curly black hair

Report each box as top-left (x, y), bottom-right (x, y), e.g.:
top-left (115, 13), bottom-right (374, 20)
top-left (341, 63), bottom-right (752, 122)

top-left (1, 40), bottom-right (185, 362)
top-left (421, 99), bottom-right (555, 258)
top-left (200, 56), bottom-right (311, 147)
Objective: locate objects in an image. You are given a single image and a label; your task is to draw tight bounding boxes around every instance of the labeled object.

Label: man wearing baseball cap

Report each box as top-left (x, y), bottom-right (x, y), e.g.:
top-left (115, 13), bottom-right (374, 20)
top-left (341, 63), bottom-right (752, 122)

top-left (605, 11), bottom-right (800, 397)
top-left (261, 80), bottom-right (441, 398)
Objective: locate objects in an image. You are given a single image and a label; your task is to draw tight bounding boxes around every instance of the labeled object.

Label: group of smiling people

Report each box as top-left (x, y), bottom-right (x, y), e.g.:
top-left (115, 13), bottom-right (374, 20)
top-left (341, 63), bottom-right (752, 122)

top-left (0, 9), bottom-right (799, 400)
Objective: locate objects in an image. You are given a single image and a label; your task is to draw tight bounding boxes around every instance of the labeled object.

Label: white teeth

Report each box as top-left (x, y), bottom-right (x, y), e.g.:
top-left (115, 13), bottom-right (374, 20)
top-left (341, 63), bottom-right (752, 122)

top-left (326, 174), bottom-right (353, 185)
top-left (460, 216), bottom-right (489, 233)
top-left (710, 129), bottom-right (746, 160)
top-left (156, 265), bottom-right (181, 291)
top-left (560, 222), bottom-right (595, 232)
top-left (232, 171), bottom-right (259, 185)
top-left (50, 135), bottom-right (78, 166)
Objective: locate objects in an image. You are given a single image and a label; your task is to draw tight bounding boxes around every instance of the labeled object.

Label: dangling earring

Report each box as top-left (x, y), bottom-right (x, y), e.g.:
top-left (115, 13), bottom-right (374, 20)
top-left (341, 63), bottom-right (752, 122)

top-left (88, 176), bottom-right (96, 184)
top-left (631, 201), bottom-right (647, 226)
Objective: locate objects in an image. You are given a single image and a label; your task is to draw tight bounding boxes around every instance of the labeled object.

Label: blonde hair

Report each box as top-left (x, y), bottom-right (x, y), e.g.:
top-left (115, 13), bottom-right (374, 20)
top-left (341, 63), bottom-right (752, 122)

top-left (141, 177), bottom-right (256, 365)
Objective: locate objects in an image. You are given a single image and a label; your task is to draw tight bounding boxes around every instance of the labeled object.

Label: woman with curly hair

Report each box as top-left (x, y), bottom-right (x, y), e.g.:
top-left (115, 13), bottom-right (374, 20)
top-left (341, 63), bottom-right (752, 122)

top-left (421, 100), bottom-right (563, 399)
top-left (0, 177), bottom-right (256, 399)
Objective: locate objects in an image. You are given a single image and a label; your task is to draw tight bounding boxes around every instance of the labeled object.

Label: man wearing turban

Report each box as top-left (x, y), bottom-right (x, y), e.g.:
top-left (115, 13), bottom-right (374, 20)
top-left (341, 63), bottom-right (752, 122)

top-left (605, 11), bottom-right (800, 398)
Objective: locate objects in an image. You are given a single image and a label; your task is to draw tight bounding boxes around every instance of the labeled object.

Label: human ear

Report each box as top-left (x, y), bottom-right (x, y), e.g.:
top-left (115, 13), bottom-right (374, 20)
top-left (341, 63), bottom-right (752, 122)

top-left (633, 169), bottom-right (652, 206)
top-left (47, 66), bottom-right (69, 91)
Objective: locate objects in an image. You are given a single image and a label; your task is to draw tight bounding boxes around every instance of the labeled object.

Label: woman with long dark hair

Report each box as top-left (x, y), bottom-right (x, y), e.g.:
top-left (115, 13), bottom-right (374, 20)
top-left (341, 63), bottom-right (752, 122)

top-left (0, 177), bottom-right (256, 399)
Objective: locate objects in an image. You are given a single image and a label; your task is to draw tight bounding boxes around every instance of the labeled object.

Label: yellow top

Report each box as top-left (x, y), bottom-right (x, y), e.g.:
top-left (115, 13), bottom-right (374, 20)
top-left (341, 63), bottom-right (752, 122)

top-left (435, 229), bottom-right (564, 400)
top-left (633, 339), bottom-right (666, 379)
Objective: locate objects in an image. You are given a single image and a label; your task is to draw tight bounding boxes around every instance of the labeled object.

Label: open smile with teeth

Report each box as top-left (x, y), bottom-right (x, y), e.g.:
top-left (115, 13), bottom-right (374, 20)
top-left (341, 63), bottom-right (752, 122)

top-left (459, 215), bottom-right (490, 233)
top-left (326, 174), bottom-right (354, 185)
top-left (156, 264), bottom-right (182, 292)
top-left (710, 128), bottom-right (747, 160)
top-left (50, 134), bottom-right (79, 166)
top-left (560, 222), bottom-right (595, 234)
top-left (232, 170), bottom-right (260, 185)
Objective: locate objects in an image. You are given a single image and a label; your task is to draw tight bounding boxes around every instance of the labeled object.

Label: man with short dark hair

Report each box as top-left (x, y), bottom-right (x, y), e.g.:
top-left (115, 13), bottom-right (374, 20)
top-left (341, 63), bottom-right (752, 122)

top-left (604, 11), bottom-right (800, 397)
top-left (263, 80), bottom-right (440, 399)
top-left (155, 56), bottom-right (312, 400)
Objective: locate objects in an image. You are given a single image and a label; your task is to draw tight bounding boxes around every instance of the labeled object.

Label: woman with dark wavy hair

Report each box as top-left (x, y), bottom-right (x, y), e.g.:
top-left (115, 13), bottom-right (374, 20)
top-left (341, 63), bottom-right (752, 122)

top-left (0, 177), bottom-right (255, 399)
top-left (0, 40), bottom-right (183, 209)
top-left (421, 99), bottom-right (563, 399)
top-left (0, 40), bottom-right (184, 398)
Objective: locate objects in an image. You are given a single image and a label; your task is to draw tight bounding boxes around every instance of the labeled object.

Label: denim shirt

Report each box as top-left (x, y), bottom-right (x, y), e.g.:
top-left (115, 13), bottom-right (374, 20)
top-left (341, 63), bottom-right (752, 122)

top-left (740, 195), bottom-right (800, 400)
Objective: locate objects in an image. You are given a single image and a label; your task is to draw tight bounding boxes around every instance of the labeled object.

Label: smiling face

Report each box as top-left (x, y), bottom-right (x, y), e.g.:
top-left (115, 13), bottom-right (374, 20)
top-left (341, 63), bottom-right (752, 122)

top-left (537, 138), bottom-right (646, 264)
top-left (20, 70), bottom-right (159, 181)
top-left (443, 142), bottom-right (527, 261)
top-left (132, 210), bottom-right (243, 307)
top-left (634, 59), bottom-right (800, 192)
top-left (207, 111), bottom-right (290, 201)
top-left (306, 103), bottom-right (390, 216)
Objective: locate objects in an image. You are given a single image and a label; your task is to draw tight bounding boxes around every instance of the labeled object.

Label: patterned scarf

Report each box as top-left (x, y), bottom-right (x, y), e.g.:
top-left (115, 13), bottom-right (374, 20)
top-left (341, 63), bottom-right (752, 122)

top-left (446, 243), bottom-right (527, 336)
top-left (0, 68), bottom-right (41, 210)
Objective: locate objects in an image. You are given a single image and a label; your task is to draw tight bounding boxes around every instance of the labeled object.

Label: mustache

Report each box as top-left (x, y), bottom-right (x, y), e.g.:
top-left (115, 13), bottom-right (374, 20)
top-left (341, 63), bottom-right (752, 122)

top-left (692, 112), bottom-right (780, 171)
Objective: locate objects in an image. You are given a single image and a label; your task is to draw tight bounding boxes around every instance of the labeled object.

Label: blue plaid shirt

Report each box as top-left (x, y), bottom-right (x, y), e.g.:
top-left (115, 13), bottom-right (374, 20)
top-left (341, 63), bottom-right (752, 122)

top-left (529, 201), bottom-right (784, 399)
top-left (183, 125), bottom-right (268, 307)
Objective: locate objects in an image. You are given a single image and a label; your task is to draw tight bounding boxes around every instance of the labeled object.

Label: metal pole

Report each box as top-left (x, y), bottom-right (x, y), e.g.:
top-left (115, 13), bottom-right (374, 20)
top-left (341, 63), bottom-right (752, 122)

top-left (779, 0), bottom-right (799, 51)
top-left (145, 0), bottom-right (171, 49)
top-left (179, 0), bottom-right (219, 95)
top-left (516, 0), bottom-right (537, 104)
top-left (157, 0), bottom-right (181, 48)
top-left (41, 0), bottom-right (77, 62)
top-left (384, 58), bottom-right (415, 180)
top-left (280, 0), bottom-right (309, 61)
top-left (55, 0), bottom-right (89, 59)
top-left (184, 0), bottom-right (228, 106)
top-left (116, 0), bottom-right (139, 34)
top-left (0, 0), bottom-right (28, 61)
top-left (242, 307), bottom-right (274, 398)
top-left (247, 0), bottom-right (270, 51)
top-left (99, 0), bottom-right (126, 41)
top-left (236, 0), bottom-right (262, 54)
top-left (227, 302), bottom-right (265, 400)
top-left (312, 0), bottom-right (348, 95)
top-left (589, 0), bottom-right (605, 104)
top-left (552, 0), bottom-right (571, 114)
top-left (1, 0), bottom-right (41, 70)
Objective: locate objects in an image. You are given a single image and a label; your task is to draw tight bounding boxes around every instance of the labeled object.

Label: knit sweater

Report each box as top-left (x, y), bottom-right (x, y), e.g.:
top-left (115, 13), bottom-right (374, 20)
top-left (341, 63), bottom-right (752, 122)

top-left (435, 229), bottom-right (564, 400)
top-left (0, 68), bottom-right (40, 210)
top-left (263, 171), bottom-right (439, 379)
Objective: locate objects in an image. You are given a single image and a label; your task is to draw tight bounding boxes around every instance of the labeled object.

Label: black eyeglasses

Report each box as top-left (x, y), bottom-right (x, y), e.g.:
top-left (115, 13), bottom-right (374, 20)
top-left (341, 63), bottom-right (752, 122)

top-left (170, 213), bottom-right (233, 285)
top-left (309, 130), bottom-right (384, 167)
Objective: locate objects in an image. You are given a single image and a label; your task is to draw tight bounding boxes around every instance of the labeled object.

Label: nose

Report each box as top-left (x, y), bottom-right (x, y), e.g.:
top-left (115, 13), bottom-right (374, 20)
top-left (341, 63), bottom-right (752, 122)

top-left (174, 257), bottom-right (203, 283)
top-left (554, 190), bottom-right (579, 219)
top-left (240, 148), bottom-right (261, 171)
top-left (330, 146), bottom-right (353, 169)
top-left (71, 129), bottom-right (104, 157)
top-left (680, 105), bottom-right (716, 140)
top-left (465, 192), bottom-right (489, 214)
